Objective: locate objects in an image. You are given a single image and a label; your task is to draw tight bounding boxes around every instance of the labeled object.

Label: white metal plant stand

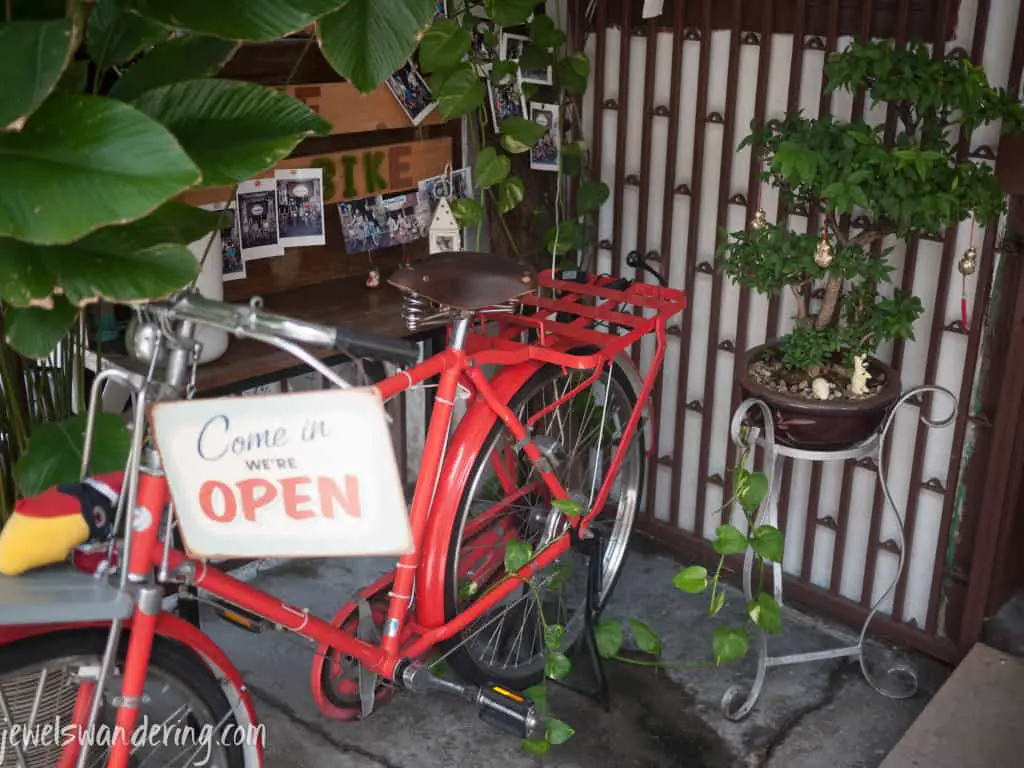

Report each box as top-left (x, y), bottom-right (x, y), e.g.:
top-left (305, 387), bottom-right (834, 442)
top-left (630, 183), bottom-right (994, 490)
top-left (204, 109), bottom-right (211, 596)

top-left (721, 385), bottom-right (958, 721)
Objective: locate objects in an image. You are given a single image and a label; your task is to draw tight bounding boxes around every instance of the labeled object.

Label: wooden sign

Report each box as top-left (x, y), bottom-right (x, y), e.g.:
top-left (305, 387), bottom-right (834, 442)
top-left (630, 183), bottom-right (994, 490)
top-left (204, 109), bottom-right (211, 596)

top-left (284, 82), bottom-right (443, 135)
top-left (150, 388), bottom-right (413, 559)
top-left (179, 137), bottom-right (452, 207)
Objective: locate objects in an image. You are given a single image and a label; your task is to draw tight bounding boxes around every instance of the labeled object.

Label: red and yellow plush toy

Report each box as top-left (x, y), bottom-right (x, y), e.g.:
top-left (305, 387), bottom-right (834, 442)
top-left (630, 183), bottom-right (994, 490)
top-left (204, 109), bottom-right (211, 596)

top-left (0, 472), bottom-right (124, 576)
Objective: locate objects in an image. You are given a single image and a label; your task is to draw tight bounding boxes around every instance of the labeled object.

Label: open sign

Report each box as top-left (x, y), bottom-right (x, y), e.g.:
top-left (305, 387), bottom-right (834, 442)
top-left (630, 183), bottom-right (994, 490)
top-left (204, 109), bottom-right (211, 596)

top-left (150, 389), bottom-right (412, 559)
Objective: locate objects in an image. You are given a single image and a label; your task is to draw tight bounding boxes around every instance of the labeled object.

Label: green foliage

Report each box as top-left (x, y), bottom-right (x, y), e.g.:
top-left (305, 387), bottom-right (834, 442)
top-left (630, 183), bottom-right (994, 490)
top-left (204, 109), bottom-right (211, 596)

top-left (718, 39), bottom-right (1022, 376)
top-left (417, 2), bottom-right (609, 262)
top-left (15, 413), bottom-right (130, 496)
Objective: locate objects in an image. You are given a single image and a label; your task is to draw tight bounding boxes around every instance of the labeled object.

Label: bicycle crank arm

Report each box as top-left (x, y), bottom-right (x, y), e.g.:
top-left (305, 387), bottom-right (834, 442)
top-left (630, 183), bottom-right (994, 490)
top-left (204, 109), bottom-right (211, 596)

top-left (397, 662), bottom-right (543, 739)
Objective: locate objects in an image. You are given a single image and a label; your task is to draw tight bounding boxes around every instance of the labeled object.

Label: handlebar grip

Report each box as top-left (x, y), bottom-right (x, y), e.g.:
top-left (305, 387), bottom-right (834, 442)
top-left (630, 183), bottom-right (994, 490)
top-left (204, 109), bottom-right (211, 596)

top-left (334, 326), bottom-right (421, 366)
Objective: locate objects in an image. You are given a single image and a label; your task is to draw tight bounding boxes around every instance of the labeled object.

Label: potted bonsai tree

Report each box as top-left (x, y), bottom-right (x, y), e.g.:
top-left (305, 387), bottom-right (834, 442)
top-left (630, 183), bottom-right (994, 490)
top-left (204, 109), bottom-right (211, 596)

top-left (719, 39), bottom-right (1023, 450)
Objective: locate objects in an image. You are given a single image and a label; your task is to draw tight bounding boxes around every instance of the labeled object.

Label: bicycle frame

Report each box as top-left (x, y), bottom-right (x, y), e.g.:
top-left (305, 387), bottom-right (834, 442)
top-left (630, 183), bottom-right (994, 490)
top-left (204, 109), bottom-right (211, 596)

top-left (59, 272), bottom-right (685, 767)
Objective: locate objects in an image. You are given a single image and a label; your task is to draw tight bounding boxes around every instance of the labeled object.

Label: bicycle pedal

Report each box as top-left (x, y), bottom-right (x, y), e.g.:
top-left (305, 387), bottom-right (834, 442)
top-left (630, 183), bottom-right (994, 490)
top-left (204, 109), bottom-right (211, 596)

top-left (215, 606), bottom-right (270, 634)
top-left (477, 686), bottom-right (542, 740)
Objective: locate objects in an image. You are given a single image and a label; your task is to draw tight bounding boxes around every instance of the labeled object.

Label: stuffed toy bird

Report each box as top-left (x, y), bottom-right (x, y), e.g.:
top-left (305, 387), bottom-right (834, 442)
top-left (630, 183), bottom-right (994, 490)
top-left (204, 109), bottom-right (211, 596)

top-left (0, 472), bottom-right (123, 576)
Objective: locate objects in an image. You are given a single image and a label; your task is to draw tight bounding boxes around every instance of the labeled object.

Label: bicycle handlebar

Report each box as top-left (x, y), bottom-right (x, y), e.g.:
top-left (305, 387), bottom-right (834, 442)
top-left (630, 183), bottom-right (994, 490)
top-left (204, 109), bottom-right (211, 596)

top-left (152, 292), bottom-right (421, 366)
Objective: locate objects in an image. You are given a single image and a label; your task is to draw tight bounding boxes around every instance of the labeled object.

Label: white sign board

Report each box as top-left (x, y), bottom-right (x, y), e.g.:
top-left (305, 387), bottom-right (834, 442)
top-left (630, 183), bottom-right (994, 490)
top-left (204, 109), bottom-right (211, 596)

top-left (150, 388), bottom-right (413, 559)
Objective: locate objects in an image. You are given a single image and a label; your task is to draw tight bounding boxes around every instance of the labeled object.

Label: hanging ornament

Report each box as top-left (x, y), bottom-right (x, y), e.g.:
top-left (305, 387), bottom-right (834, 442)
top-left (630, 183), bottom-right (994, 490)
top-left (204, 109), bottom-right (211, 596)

top-left (751, 208), bottom-right (768, 230)
top-left (814, 236), bottom-right (834, 268)
top-left (958, 246), bottom-right (977, 276)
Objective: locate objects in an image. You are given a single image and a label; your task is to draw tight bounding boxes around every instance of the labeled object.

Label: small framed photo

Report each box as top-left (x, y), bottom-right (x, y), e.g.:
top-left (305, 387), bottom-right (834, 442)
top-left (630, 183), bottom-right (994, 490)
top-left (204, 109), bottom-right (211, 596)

top-left (488, 79), bottom-right (527, 133)
top-left (530, 102), bottom-right (560, 173)
top-left (468, 17), bottom-right (496, 73)
top-left (236, 179), bottom-right (283, 260)
top-left (501, 32), bottom-right (553, 86)
top-left (385, 59), bottom-right (437, 126)
top-left (275, 167), bottom-right (326, 248)
top-left (200, 201), bottom-right (245, 281)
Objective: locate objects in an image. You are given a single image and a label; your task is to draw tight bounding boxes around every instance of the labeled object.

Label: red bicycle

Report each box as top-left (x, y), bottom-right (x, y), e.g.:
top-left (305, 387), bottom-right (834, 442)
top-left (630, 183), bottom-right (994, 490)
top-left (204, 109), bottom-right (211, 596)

top-left (0, 253), bottom-right (684, 767)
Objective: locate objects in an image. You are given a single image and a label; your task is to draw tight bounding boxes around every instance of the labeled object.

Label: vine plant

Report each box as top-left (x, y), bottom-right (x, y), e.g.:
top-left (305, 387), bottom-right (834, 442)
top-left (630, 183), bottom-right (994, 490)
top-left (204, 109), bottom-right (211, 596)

top-left (418, 0), bottom-right (608, 264)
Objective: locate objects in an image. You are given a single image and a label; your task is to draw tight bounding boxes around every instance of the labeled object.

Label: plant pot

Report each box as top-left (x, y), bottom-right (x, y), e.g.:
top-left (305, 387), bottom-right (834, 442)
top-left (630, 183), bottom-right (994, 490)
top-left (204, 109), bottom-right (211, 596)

top-left (735, 342), bottom-right (902, 451)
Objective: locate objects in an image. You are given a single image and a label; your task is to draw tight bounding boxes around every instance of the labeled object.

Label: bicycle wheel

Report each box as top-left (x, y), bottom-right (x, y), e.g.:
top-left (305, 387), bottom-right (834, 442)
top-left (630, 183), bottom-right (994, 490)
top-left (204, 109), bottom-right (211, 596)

top-left (441, 359), bottom-right (645, 689)
top-left (0, 630), bottom-right (249, 768)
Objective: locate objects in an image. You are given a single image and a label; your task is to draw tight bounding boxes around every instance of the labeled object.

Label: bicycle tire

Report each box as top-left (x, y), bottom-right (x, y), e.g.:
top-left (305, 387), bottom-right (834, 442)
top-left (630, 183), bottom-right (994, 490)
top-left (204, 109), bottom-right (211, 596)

top-left (0, 629), bottom-right (248, 768)
top-left (440, 358), bottom-right (645, 689)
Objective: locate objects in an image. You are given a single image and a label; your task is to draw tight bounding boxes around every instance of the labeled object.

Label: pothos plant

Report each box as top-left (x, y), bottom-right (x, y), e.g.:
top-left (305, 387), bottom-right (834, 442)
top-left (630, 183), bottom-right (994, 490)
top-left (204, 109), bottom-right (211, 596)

top-left (418, 0), bottom-right (608, 264)
top-left (0, 0), bottom-right (440, 514)
top-left (717, 39), bottom-right (1023, 393)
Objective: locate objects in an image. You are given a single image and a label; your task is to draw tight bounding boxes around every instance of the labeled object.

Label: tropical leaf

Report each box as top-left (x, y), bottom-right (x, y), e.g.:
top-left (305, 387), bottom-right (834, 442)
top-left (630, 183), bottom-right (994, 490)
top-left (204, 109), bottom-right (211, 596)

top-left (109, 35), bottom-right (239, 101)
top-left (418, 19), bottom-right (471, 73)
top-left (4, 297), bottom-right (79, 359)
top-left (87, 0), bottom-right (171, 73)
top-left (130, 0), bottom-right (345, 42)
top-left (0, 18), bottom-right (76, 131)
top-left (130, 79), bottom-right (331, 186)
top-left (318, 0), bottom-right (434, 93)
top-left (0, 92), bottom-right (200, 245)
top-left (15, 414), bottom-right (131, 496)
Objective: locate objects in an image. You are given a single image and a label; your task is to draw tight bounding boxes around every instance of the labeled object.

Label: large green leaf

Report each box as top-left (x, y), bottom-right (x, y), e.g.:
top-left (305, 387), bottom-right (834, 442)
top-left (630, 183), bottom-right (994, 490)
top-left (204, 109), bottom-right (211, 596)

top-left (15, 413), bottom-right (131, 496)
top-left (87, 0), bottom-right (172, 73)
top-left (435, 65), bottom-right (487, 119)
top-left (131, 79), bottom-right (331, 186)
top-left (0, 92), bottom-right (200, 245)
top-left (130, 0), bottom-right (345, 42)
top-left (109, 35), bottom-right (239, 102)
top-left (317, 0), bottom-right (434, 94)
top-left (483, 0), bottom-right (537, 26)
top-left (0, 19), bottom-right (76, 131)
top-left (4, 297), bottom-right (79, 359)
top-left (418, 19), bottom-right (471, 73)
top-left (0, 204), bottom-right (214, 307)
top-left (474, 146), bottom-right (510, 189)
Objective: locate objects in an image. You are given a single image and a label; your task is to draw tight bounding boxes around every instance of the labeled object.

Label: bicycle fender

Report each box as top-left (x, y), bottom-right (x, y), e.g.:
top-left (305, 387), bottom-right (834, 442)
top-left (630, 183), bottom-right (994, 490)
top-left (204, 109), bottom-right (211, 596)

top-left (415, 359), bottom-right (545, 628)
top-left (0, 615), bottom-right (263, 767)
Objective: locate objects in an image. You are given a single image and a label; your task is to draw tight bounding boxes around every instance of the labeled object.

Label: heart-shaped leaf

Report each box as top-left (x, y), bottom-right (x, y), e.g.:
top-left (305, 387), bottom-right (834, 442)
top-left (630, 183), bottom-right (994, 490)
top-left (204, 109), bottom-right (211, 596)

top-left (749, 593), bottom-right (782, 635)
top-left (544, 650), bottom-right (571, 680)
top-left (15, 413), bottom-right (131, 496)
top-left (450, 197), bottom-right (484, 227)
top-left (501, 115), bottom-right (546, 150)
top-left (109, 35), bottom-right (239, 102)
top-left (522, 739), bottom-right (549, 756)
top-left (544, 220), bottom-right (582, 255)
top-left (131, 79), bottom-right (330, 186)
top-left (495, 177), bottom-right (525, 214)
top-left (713, 523), bottom-right (748, 555)
top-left (4, 296), bottom-right (78, 359)
top-left (556, 52), bottom-right (590, 95)
top-left (474, 146), bottom-right (511, 189)
top-left (529, 14), bottom-right (565, 50)
top-left (545, 718), bottom-right (575, 746)
top-left (419, 18), bottom-right (471, 73)
top-left (712, 626), bottom-right (750, 665)
top-left (130, 0), bottom-right (344, 42)
top-left (435, 65), bottom-right (487, 119)
top-left (628, 619), bottom-right (662, 655)
top-left (576, 180), bottom-right (610, 215)
top-left (483, 0), bottom-right (537, 26)
top-left (317, 0), bottom-right (434, 94)
top-left (504, 539), bottom-right (533, 573)
top-left (594, 618), bottom-right (623, 659)
top-left (750, 524), bottom-right (784, 563)
top-left (0, 92), bottom-right (200, 245)
top-left (87, 0), bottom-right (171, 73)
top-left (0, 18), bottom-right (76, 131)
top-left (672, 565), bottom-right (709, 594)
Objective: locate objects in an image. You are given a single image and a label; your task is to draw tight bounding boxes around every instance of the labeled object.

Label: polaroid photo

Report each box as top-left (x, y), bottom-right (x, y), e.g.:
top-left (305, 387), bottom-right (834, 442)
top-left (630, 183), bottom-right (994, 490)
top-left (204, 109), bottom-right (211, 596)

top-left (385, 59), bottom-right (437, 126)
top-left (201, 201), bottom-right (245, 282)
top-left (433, 0), bottom-right (447, 20)
top-left (416, 167), bottom-right (474, 229)
top-left (530, 102), bottom-right (561, 172)
top-left (501, 31), bottom-right (553, 85)
top-left (468, 13), bottom-right (496, 73)
top-left (236, 179), bottom-right (283, 260)
top-left (488, 78), bottom-right (527, 133)
top-left (275, 167), bottom-right (326, 248)
top-left (338, 195), bottom-right (384, 255)
top-left (378, 190), bottom-right (426, 247)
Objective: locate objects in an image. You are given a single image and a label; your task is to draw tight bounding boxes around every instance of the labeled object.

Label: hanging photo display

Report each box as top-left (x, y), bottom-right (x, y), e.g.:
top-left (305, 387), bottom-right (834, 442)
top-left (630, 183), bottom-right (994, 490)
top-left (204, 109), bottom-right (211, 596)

top-left (337, 191), bottom-right (426, 255)
top-left (202, 201), bottom-right (245, 282)
top-left (275, 167), bottom-right (326, 248)
top-left (529, 102), bottom-right (560, 172)
top-left (417, 167), bottom-right (473, 230)
top-left (488, 78), bottom-right (527, 133)
top-left (385, 59), bottom-right (437, 126)
top-left (500, 31), bottom-right (553, 85)
top-left (236, 179), bottom-right (283, 260)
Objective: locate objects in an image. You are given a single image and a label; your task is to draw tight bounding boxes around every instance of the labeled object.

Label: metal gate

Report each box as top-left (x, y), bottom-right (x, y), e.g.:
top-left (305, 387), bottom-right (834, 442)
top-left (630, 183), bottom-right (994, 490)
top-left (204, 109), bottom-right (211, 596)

top-left (576, 0), bottom-right (1023, 662)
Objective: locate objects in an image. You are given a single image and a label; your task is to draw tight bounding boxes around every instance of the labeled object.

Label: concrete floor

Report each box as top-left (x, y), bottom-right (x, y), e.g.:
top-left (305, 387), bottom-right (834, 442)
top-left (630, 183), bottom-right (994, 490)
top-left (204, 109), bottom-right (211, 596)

top-left (197, 541), bottom-right (950, 767)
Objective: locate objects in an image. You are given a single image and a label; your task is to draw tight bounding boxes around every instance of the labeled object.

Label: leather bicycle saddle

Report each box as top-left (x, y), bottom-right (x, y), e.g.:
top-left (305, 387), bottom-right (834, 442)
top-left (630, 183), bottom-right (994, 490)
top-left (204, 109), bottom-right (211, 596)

top-left (388, 252), bottom-right (537, 311)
